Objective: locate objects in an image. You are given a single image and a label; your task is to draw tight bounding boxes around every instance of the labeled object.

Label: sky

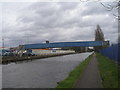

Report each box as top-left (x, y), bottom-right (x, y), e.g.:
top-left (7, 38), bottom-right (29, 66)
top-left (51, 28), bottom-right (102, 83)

top-left (0, 0), bottom-right (118, 47)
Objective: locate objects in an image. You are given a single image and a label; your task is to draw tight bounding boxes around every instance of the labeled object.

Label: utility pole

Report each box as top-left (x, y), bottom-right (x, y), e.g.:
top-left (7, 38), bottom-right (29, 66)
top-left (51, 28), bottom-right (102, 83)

top-left (2, 38), bottom-right (4, 51)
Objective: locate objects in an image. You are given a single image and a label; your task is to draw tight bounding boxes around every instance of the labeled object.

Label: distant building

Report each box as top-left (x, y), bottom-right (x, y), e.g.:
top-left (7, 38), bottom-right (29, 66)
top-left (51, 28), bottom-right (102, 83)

top-left (46, 40), bottom-right (49, 44)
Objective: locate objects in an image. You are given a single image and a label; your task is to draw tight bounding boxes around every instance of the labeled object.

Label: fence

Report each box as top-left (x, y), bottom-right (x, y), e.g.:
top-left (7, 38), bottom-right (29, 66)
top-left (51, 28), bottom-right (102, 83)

top-left (99, 43), bottom-right (120, 63)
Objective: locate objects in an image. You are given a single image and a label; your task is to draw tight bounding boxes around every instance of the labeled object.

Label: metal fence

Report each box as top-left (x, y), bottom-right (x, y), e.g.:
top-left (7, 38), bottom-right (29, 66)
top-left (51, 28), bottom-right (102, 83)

top-left (99, 43), bottom-right (120, 63)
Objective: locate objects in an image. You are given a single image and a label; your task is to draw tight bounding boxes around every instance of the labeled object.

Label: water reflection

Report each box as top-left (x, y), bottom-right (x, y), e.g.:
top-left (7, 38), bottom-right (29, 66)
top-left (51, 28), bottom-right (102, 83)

top-left (2, 53), bottom-right (92, 88)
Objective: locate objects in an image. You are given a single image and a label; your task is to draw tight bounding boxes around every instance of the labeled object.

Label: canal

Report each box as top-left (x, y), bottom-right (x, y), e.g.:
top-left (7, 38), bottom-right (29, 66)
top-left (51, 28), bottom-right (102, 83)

top-left (2, 52), bottom-right (92, 88)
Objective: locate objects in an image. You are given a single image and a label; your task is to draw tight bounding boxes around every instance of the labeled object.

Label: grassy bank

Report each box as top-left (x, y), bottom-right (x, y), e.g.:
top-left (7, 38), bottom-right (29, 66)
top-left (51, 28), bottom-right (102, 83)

top-left (55, 53), bottom-right (93, 88)
top-left (96, 53), bottom-right (119, 88)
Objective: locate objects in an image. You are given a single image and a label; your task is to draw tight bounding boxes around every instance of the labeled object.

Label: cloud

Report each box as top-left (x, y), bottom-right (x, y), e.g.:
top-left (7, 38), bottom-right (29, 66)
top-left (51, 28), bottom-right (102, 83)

top-left (1, 1), bottom-right (118, 47)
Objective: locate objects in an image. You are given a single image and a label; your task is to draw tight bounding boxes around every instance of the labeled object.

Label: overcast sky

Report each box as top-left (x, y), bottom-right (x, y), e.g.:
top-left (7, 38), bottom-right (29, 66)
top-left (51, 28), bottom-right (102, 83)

top-left (0, 1), bottom-right (118, 47)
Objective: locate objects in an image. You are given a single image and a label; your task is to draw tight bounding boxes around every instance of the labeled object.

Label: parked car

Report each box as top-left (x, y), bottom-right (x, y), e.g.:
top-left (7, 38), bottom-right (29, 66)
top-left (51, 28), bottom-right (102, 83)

top-left (28, 53), bottom-right (36, 56)
top-left (0, 49), bottom-right (16, 56)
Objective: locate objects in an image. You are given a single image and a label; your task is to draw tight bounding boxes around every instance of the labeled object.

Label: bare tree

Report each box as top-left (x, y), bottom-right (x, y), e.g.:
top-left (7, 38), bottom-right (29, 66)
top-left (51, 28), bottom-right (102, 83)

top-left (80, 0), bottom-right (119, 21)
top-left (100, 1), bottom-right (120, 20)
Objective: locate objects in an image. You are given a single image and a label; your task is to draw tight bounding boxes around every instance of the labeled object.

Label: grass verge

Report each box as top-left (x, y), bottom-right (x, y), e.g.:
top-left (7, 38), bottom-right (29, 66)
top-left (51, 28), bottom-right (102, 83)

top-left (55, 53), bottom-right (93, 88)
top-left (96, 53), bottom-right (119, 88)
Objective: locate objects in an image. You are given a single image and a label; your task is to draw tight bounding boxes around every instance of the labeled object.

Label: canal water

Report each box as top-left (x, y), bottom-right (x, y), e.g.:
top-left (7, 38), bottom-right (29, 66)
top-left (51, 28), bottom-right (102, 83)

top-left (2, 52), bottom-right (92, 88)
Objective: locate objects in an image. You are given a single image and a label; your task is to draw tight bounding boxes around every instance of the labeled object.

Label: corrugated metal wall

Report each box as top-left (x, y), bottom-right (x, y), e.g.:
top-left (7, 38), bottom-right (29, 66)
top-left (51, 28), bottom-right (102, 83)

top-left (99, 43), bottom-right (120, 63)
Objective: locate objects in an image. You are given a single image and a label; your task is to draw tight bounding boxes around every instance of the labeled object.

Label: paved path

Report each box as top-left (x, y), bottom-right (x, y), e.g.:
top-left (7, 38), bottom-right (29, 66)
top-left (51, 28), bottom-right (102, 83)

top-left (75, 54), bottom-right (103, 88)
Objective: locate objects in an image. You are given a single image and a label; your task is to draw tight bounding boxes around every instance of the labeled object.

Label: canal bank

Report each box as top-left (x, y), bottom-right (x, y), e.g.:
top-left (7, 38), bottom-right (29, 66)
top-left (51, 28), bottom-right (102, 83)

top-left (56, 53), bottom-right (119, 88)
top-left (2, 52), bottom-right (75, 64)
top-left (56, 53), bottom-right (94, 88)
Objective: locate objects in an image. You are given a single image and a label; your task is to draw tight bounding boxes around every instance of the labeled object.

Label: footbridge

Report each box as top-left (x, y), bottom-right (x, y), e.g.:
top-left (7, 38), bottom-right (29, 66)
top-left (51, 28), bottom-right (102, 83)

top-left (23, 41), bottom-right (109, 49)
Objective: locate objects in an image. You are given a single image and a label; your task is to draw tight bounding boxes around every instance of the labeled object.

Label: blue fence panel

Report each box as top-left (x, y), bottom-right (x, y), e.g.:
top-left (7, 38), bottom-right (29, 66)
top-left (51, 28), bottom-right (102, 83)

top-left (99, 43), bottom-right (119, 63)
top-left (118, 43), bottom-right (120, 63)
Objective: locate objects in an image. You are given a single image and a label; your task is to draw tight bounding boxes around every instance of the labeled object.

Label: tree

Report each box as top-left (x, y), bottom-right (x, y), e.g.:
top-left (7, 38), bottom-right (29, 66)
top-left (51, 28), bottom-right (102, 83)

top-left (95, 25), bottom-right (105, 41)
top-left (94, 25), bottom-right (105, 52)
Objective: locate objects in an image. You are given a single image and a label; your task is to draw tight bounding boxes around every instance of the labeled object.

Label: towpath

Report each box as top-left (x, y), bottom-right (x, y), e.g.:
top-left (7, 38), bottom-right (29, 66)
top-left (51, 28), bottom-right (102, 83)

top-left (75, 53), bottom-right (103, 88)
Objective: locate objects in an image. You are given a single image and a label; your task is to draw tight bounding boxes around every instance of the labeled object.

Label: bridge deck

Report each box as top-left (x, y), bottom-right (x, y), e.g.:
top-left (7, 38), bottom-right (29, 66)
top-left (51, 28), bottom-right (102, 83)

top-left (24, 41), bottom-right (109, 49)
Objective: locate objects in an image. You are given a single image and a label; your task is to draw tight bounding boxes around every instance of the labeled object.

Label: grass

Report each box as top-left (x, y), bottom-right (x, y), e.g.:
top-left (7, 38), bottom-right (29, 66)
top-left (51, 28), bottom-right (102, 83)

top-left (55, 53), bottom-right (93, 88)
top-left (96, 53), bottom-right (119, 88)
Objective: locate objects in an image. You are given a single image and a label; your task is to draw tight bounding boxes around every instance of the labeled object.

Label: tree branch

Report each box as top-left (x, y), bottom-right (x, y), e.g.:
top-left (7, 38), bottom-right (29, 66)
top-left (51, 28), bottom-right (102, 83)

top-left (100, 2), bottom-right (113, 11)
